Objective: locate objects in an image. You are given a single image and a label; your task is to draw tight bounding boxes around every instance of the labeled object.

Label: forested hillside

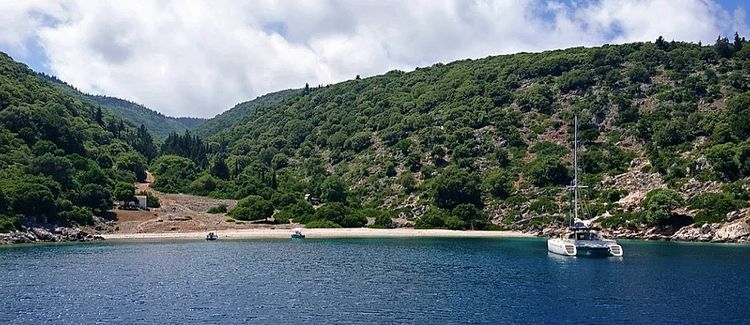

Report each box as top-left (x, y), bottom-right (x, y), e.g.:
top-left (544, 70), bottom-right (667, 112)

top-left (86, 95), bottom-right (205, 139)
top-left (151, 35), bottom-right (750, 231)
top-left (39, 75), bottom-right (204, 139)
top-left (194, 89), bottom-right (300, 138)
top-left (0, 52), bottom-right (154, 232)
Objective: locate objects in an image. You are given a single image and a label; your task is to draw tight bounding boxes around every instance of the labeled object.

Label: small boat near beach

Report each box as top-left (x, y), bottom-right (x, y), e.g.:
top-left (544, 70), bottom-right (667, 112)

top-left (546, 117), bottom-right (623, 257)
top-left (291, 228), bottom-right (305, 239)
top-left (206, 232), bottom-right (219, 241)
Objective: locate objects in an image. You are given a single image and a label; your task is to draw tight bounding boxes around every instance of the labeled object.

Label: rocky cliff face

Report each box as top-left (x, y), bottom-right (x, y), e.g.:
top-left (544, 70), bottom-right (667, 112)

top-left (0, 227), bottom-right (104, 245)
top-left (534, 208), bottom-right (750, 243)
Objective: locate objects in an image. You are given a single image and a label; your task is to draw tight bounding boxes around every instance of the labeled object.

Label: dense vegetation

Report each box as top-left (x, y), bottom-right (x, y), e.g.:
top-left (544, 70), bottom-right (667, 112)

top-left (43, 75), bottom-right (205, 139)
top-left (87, 95), bottom-right (205, 139)
top-left (144, 34), bottom-right (750, 230)
top-left (4, 33), bottom-right (750, 232)
top-left (194, 89), bottom-right (300, 138)
top-left (0, 52), bottom-right (156, 231)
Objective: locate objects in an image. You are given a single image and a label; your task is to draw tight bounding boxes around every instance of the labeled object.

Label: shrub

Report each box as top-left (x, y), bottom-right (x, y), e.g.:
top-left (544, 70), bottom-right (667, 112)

top-left (517, 84), bottom-right (555, 114)
top-left (305, 220), bottom-right (342, 228)
top-left (313, 202), bottom-right (351, 226)
top-left (526, 156), bottom-right (570, 187)
top-left (113, 182), bottom-right (135, 203)
top-left (641, 189), bottom-right (683, 226)
top-left (283, 201), bottom-right (316, 223)
top-left (0, 215), bottom-right (20, 233)
top-left (415, 207), bottom-right (449, 229)
top-left (452, 203), bottom-right (488, 230)
top-left (273, 210), bottom-right (292, 224)
top-left (600, 211), bottom-right (644, 228)
top-left (229, 195), bottom-right (274, 221)
top-left (136, 191), bottom-right (160, 208)
top-left (529, 197), bottom-right (557, 214)
top-left (371, 213), bottom-right (394, 229)
top-left (398, 172), bottom-right (417, 193)
top-left (207, 204), bottom-right (228, 214)
top-left (432, 167), bottom-right (483, 210)
top-left (558, 70), bottom-right (594, 92)
top-left (58, 206), bottom-right (94, 225)
top-left (483, 170), bottom-right (512, 199)
top-left (688, 192), bottom-right (746, 225)
top-left (415, 207), bottom-right (468, 230)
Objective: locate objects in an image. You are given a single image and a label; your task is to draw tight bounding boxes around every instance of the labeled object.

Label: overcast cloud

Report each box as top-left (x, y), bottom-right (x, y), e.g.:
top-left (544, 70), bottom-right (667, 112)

top-left (0, 0), bottom-right (747, 118)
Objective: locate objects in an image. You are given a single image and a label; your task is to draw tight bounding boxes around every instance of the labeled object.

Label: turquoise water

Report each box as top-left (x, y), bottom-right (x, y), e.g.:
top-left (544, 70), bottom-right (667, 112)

top-left (1, 238), bottom-right (749, 324)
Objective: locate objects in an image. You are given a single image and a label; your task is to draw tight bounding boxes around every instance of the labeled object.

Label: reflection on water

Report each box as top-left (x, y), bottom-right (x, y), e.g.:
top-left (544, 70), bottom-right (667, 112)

top-left (0, 238), bottom-right (748, 324)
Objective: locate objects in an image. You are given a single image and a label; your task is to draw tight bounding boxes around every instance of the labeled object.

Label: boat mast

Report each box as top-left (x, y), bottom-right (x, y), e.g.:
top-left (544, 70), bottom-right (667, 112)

top-left (574, 116), bottom-right (578, 222)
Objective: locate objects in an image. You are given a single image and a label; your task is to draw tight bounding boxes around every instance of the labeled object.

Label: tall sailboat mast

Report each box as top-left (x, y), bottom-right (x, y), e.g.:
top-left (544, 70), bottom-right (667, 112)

top-left (574, 116), bottom-right (578, 222)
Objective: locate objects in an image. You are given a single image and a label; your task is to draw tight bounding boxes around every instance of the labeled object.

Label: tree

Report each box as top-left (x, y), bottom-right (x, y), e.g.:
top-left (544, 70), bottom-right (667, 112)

top-left (483, 170), bottom-right (512, 198)
top-left (114, 182), bottom-right (135, 203)
top-left (210, 155), bottom-right (230, 180)
top-left (95, 106), bottom-right (104, 125)
top-left (399, 171), bottom-right (417, 193)
top-left (371, 211), bottom-right (394, 229)
top-left (79, 184), bottom-right (113, 212)
top-left (346, 132), bottom-right (372, 152)
top-left (714, 35), bottom-right (734, 58)
top-left (705, 144), bottom-right (740, 181)
top-left (517, 84), bottom-right (555, 114)
top-left (320, 175), bottom-right (347, 203)
top-left (655, 36), bottom-right (668, 50)
top-left (641, 189), bottom-right (683, 226)
top-left (526, 156), bottom-right (570, 187)
top-left (282, 201), bottom-right (315, 222)
top-left (230, 195), bottom-right (274, 221)
top-left (271, 153), bottom-right (288, 170)
top-left (115, 151), bottom-right (147, 182)
top-left (6, 182), bottom-right (57, 219)
top-left (315, 203), bottom-right (347, 224)
top-left (728, 92), bottom-right (750, 140)
top-left (452, 203), bottom-right (488, 230)
top-left (28, 153), bottom-right (74, 187)
top-left (626, 65), bottom-right (650, 83)
top-left (433, 167), bottom-right (483, 210)
top-left (150, 155), bottom-right (200, 193)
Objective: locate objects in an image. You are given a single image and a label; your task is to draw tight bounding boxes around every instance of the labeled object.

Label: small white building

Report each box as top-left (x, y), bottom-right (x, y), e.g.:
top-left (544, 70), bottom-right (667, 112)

top-left (135, 195), bottom-right (148, 210)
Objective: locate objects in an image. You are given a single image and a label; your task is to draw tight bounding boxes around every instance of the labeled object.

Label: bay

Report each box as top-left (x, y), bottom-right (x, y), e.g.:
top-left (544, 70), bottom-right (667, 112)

top-left (1, 238), bottom-right (749, 324)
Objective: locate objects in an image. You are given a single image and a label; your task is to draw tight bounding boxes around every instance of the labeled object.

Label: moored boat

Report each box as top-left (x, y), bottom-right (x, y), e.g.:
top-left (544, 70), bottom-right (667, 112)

top-left (546, 117), bottom-right (623, 257)
top-left (206, 232), bottom-right (219, 240)
top-left (291, 228), bottom-right (305, 239)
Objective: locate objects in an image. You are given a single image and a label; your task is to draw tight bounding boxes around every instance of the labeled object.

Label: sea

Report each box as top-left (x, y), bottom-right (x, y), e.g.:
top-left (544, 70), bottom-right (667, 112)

top-left (1, 237), bottom-right (749, 324)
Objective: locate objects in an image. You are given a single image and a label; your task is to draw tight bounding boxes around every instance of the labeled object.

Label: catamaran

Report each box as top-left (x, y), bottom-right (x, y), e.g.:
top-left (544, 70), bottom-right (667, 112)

top-left (547, 117), bottom-right (623, 257)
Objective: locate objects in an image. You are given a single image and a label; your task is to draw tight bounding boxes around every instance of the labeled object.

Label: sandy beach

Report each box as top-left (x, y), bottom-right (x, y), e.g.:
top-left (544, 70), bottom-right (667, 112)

top-left (102, 228), bottom-right (533, 241)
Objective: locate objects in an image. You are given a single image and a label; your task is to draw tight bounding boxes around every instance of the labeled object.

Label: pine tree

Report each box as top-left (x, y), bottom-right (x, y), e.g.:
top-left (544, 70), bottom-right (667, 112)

top-left (95, 106), bottom-right (103, 125)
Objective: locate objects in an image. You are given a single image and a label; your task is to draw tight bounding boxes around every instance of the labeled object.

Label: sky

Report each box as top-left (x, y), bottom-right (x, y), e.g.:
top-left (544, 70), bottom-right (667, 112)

top-left (0, 0), bottom-right (748, 118)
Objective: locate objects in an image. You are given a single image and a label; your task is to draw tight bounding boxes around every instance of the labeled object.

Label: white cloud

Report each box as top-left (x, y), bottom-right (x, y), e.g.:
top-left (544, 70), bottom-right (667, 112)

top-left (0, 0), bottom-right (744, 117)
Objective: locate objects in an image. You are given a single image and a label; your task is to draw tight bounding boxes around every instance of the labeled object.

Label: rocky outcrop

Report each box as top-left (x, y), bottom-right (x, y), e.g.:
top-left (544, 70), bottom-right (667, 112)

top-left (537, 208), bottom-right (750, 244)
top-left (603, 158), bottom-right (667, 211)
top-left (679, 178), bottom-right (722, 199)
top-left (0, 227), bottom-right (104, 245)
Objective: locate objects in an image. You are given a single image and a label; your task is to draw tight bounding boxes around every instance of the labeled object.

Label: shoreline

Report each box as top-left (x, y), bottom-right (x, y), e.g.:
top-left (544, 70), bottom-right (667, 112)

top-left (101, 228), bottom-right (534, 241)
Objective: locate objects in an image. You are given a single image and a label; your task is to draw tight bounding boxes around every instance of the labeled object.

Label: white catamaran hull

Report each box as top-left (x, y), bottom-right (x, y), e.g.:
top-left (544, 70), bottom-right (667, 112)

top-left (548, 238), bottom-right (577, 256)
top-left (547, 238), bottom-right (623, 257)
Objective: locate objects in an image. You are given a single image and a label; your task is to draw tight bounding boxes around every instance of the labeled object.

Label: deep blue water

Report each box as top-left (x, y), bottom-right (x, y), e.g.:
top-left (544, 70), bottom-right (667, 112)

top-left (1, 238), bottom-right (749, 324)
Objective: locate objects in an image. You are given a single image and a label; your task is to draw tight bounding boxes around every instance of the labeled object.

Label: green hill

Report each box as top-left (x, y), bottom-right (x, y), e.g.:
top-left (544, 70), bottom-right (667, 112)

top-left (155, 35), bottom-right (750, 231)
top-left (0, 52), bottom-right (155, 231)
top-left (40, 74), bottom-right (204, 139)
top-left (194, 89), bottom-right (300, 138)
top-left (86, 95), bottom-right (205, 139)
